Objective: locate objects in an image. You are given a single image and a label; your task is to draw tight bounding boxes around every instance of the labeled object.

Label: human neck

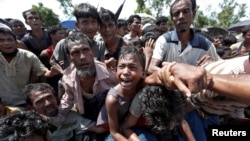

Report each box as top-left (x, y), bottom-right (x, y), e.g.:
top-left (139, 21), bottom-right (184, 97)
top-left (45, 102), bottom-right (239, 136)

top-left (1, 49), bottom-right (18, 62)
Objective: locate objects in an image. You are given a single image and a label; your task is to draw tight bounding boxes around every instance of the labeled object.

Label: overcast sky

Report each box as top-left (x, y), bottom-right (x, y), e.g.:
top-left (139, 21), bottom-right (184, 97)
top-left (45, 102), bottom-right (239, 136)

top-left (0, 0), bottom-right (249, 27)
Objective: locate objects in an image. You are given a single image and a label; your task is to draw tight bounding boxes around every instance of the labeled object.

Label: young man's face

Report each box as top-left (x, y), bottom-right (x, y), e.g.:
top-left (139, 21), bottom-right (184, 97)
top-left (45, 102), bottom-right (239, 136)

top-left (76, 17), bottom-right (99, 40)
top-left (100, 21), bottom-right (117, 42)
top-left (0, 33), bottom-right (18, 54)
top-left (129, 18), bottom-right (141, 33)
top-left (116, 54), bottom-right (144, 91)
top-left (68, 39), bottom-right (96, 78)
top-left (11, 22), bottom-right (27, 36)
top-left (30, 89), bottom-right (58, 117)
top-left (25, 12), bottom-right (42, 30)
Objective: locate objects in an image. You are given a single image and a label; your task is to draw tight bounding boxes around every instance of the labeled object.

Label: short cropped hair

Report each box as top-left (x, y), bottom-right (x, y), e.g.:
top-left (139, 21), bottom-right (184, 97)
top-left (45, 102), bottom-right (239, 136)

top-left (73, 3), bottom-right (101, 24)
top-left (64, 31), bottom-right (92, 55)
top-left (118, 45), bottom-right (146, 71)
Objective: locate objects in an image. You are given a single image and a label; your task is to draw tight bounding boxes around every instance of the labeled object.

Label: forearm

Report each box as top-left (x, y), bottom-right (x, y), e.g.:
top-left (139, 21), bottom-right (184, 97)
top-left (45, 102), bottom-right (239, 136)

top-left (209, 74), bottom-right (250, 105)
top-left (123, 129), bottom-right (140, 141)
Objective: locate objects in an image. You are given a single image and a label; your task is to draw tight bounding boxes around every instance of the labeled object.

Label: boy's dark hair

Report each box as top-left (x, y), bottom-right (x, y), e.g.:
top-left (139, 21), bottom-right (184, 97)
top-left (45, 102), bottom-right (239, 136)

top-left (99, 7), bottom-right (117, 25)
top-left (0, 27), bottom-right (17, 40)
top-left (47, 24), bottom-right (64, 40)
top-left (64, 31), bottom-right (92, 55)
top-left (127, 14), bottom-right (141, 25)
top-left (22, 83), bottom-right (55, 106)
top-left (139, 85), bottom-right (185, 140)
top-left (117, 19), bottom-right (128, 28)
top-left (222, 35), bottom-right (237, 46)
top-left (22, 9), bottom-right (41, 20)
top-left (142, 24), bottom-right (160, 36)
top-left (140, 32), bottom-right (158, 47)
top-left (0, 111), bottom-right (48, 141)
top-left (155, 16), bottom-right (168, 26)
top-left (8, 19), bottom-right (25, 28)
top-left (118, 46), bottom-right (146, 71)
top-left (241, 25), bottom-right (250, 36)
top-left (73, 3), bottom-right (101, 24)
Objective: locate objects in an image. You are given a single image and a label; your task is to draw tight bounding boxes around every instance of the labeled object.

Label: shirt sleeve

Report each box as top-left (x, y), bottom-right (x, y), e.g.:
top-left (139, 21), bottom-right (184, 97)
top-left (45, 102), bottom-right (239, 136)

top-left (152, 36), bottom-right (168, 61)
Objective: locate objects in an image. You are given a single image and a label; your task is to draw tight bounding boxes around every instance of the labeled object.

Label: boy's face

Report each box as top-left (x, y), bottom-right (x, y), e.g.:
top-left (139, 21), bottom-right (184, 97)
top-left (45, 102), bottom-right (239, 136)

top-left (0, 33), bottom-right (18, 54)
top-left (117, 26), bottom-right (128, 37)
top-left (76, 17), bottom-right (99, 40)
top-left (99, 21), bottom-right (117, 42)
top-left (116, 54), bottom-right (144, 91)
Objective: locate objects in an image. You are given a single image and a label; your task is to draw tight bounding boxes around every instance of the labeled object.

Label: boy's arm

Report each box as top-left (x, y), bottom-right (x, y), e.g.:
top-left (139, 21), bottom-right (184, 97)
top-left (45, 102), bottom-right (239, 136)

top-left (106, 95), bottom-right (128, 141)
top-left (121, 113), bottom-right (141, 141)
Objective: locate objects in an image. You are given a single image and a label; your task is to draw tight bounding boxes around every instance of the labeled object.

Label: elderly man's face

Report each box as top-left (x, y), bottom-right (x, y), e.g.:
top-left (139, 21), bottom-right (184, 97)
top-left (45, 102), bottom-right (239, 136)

top-left (30, 89), bottom-right (58, 117)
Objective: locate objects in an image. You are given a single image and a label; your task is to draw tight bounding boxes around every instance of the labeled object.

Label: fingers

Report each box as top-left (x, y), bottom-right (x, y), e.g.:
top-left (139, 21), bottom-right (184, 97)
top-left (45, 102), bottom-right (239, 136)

top-left (174, 77), bottom-right (192, 97)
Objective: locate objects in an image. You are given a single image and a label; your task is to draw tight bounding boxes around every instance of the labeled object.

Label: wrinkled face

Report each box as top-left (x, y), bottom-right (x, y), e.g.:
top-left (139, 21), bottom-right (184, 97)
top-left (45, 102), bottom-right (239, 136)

top-left (11, 22), bottom-right (27, 36)
top-left (100, 21), bottom-right (117, 42)
top-left (171, 0), bottom-right (194, 34)
top-left (0, 33), bottom-right (17, 54)
top-left (129, 18), bottom-right (141, 33)
top-left (76, 17), bottom-right (99, 40)
top-left (116, 54), bottom-right (144, 91)
top-left (30, 89), bottom-right (58, 117)
top-left (117, 26), bottom-right (129, 37)
top-left (68, 39), bottom-right (96, 78)
top-left (25, 12), bottom-right (42, 30)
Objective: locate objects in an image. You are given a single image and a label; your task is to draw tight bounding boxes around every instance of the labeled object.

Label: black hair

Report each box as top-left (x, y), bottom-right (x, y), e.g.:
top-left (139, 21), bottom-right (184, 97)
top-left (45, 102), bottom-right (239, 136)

top-left (64, 31), bottom-right (92, 55)
top-left (118, 45), bottom-right (146, 71)
top-left (22, 83), bottom-right (55, 106)
top-left (155, 16), bottom-right (168, 26)
top-left (142, 24), bottom-right (160, 36)
top-left (140, 32), bottom-right (158, 47)
top-left (47, 24), bottom-right (64, 40)
top-left (0, 27), bottom-right (17, 41)
top-left (73, 3), bottom-right (101, 24)
top-left (222, 34), bottom-right (237, 46)
top-left (99, 7), bottom-right (117, 25)
top-left (139, 85), bottom-right (185, 140)
top-left (22, 9), bottom-right (41, 20)
top-left (117, 19), bottom-right (128, 28)
top-left (127, 14), bottom-right (141, 25)
top-left (241, 25), bottom-right (250, 36)
top-left (0, 111), bottom-right (48, 141)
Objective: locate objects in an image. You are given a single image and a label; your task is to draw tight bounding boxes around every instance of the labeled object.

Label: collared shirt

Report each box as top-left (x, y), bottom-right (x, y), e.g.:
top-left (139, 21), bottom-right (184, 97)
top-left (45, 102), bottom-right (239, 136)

top-left (0, 49), bottom-right (48, 106)
top-left (49, 61), bottom-right (118, 124)
top-left (152, 29), bottom-right (221, 66)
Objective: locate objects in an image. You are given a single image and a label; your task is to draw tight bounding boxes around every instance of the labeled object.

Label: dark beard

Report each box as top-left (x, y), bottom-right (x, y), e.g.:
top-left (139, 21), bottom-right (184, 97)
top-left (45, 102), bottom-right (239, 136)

top-left (1, 49), bottom-right (18, 58)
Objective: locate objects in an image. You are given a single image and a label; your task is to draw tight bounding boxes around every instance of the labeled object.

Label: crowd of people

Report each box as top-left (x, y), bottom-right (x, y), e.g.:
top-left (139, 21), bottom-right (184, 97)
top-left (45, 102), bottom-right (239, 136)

top-left (0, 0), bottom-right (250, 140)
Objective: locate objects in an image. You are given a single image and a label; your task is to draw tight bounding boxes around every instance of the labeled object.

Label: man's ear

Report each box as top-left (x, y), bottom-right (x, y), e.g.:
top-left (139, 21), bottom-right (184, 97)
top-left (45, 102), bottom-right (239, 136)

top-left (192, 10), bottom-right (197, 20)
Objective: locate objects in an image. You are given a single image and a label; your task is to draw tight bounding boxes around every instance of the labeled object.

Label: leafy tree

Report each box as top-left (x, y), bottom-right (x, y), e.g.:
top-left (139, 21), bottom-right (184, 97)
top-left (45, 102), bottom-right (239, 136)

top-left (217, 0), bottom-right (247, 28)
top-left (56, 0), bottom-right (74, 17)
top-left (32, 3), bottom-right (60, 28)
top-left (135, 0), bottom-right (172, 18)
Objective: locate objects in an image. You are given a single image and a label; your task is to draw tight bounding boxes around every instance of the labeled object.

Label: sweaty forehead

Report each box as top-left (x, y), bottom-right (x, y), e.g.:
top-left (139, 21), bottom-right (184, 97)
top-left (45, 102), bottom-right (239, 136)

top-left (118, 54), bottom-right (140, 63)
